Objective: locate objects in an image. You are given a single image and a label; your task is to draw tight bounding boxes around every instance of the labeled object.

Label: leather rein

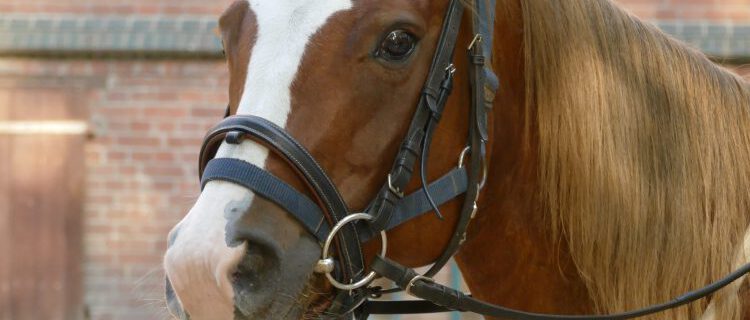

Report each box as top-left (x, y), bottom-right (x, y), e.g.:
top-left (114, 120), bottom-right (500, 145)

top-left (197, 0), bottom-right (750, 318)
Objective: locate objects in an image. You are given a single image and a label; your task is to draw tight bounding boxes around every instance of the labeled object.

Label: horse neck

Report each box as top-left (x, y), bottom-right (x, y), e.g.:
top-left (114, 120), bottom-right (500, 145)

top-left (452, 0), bottom-right (594, 315)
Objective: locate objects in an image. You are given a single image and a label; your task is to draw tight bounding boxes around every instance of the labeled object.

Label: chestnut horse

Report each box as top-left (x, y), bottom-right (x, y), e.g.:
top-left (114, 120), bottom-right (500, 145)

top-left (163, 0), bottom-right (750, 319)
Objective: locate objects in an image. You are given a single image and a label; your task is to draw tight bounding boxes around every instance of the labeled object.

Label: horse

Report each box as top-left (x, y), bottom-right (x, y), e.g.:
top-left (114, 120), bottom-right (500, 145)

top-left (163, 0), bottom-right (750, 319)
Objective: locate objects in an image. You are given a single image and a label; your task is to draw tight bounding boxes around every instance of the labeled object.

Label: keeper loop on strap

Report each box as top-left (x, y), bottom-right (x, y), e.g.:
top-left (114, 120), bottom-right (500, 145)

top-left (225, 131), bottom-right (245, 144)
top-left (471, 55), bottom-right (485, 65)
top-left (406, 275), bottom-right (433, 297)
top-left (468, 34), bottom-right (482, 50)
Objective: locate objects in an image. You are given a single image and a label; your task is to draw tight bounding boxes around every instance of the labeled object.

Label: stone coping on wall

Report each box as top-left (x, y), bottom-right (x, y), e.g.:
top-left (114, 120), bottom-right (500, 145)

top-left (656, 21), bottom-right (750, 61)
top-left (0, 14), bottom-right (748, 60)
top-left (0, 14), bottom-right (222, 58)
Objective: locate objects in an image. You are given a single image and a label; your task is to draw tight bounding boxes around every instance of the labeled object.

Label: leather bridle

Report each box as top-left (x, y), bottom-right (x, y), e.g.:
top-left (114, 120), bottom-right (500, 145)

top-left (197, 0), bottom-right (750, 318)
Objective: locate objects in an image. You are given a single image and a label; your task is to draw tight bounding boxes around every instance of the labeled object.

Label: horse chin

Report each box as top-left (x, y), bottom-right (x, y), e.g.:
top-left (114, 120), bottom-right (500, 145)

top-left (232, 273), bottom-right (334, 320)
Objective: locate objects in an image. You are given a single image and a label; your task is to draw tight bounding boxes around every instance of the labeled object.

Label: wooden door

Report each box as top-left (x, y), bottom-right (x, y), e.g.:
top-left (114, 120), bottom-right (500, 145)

top-left (0, 87), bottom-right (85, 320)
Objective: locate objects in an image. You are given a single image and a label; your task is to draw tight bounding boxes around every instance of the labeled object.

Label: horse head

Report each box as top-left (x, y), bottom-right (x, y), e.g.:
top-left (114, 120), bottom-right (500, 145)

top-left (163, 0), bottom-right (514, 318)
top-left (163, 0), bottom-right (750, 319)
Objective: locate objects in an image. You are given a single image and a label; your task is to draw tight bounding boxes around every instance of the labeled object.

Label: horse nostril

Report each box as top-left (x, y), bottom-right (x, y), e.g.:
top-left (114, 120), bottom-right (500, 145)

top-left (246, 251), bottom-right (268, 270)
top-left (233, 252), bottom-right (263, 292)
top-left (232, 239), bottom-right (281, 295)
top-left (231, 240), bottom-right (286, 318)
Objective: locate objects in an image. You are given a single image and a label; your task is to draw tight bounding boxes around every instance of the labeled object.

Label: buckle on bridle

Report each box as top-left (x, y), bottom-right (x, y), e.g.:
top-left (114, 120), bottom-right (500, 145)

top-left (468, 34), bottom-right (483, 51)
top-left (224, 131), bottom-right (245, 144)
top-left (405, 275), bottom-right (434, 297)
top-left (445, 63), bottom-right (457, 76)
top-left (316, 213), bottom-right (388, 291)
top-left (387, 174), bottom-right (405, 198)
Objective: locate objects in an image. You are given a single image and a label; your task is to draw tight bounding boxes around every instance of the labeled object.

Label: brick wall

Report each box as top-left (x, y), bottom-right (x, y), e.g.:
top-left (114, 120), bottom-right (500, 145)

top-left (615, 0), bottom-right (750, 59)
top-left (0, 1), bottom-right (233, 319)
top-left (0, 1), bottom-right (748, 320)
top-left (81, 60), bottom-right (226, 319)
top-left (0, 58), bottom-right (228, 319)
top-left (617, 0), bottom-right (750, 21)
top-left (0, 1), bottom-right (230, 15)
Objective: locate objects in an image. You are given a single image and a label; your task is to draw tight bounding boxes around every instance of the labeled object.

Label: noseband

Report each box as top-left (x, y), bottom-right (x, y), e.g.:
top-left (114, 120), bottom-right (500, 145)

top-left (198, 1), bottom-right (750, 318)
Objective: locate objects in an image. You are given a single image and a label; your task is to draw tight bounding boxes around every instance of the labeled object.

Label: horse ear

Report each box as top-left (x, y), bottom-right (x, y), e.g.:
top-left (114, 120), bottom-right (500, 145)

top-left (218, 0), bottom-right (250, 56)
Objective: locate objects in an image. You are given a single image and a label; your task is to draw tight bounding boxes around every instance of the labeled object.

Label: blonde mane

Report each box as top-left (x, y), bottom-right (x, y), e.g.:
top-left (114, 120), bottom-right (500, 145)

top-left (521, 1), bottom-right (750, 318)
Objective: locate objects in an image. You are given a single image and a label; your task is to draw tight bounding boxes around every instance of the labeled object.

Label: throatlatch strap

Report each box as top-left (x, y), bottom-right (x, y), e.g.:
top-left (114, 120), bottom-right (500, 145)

top-left (476, 0), bottom-right (500, 95)
top-left (201, 158), bottom-right (330, 242)
top-left (420, 5), bottom-right (492, 279)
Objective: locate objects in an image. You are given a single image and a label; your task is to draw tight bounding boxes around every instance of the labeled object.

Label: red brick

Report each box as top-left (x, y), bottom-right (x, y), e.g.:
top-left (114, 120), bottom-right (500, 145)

top-left (108, 151), bottom-right (127, 161)
top-left (131, 152), bottom-right (152, 161)
top-left (167, 137), bottom-right (202, 147)
top-left (616, 0), bottom-right (750, 21)
top-left (143, 166), bottom-right (184, 177)
top-left (190, 107), bottom-right (224, 118)
top-left (153, 181), bottom-right (175, 191)
top-left (106, 92), bottom-right (129, 101)
top-left (119, 166), bottom-right (137, 175)
top-left (142, 106), bottom-right (187, 118)
top-left (154, 152), bottom-right (175, 162)
top-left (129, 121), bottom-right (151, 131)
top-left (99, 107), bottom-right (140, 118)
top-left (179, 91), bottom-right (204, 102)
top-left (131, 92), bottom-right (180, 101)
top-left (117, 137), bottom-right (161, 147)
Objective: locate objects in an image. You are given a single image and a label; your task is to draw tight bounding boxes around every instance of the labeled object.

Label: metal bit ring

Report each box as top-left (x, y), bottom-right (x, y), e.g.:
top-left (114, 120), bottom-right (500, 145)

top-left (317, 213), bottom-right (387, 291)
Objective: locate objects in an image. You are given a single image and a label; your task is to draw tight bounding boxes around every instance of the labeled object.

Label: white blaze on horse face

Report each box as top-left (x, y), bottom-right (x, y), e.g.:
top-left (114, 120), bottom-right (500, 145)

top-left (218, 0), bottom-right (353, 160)
top-left (164, 1), bottom-right (353, 319)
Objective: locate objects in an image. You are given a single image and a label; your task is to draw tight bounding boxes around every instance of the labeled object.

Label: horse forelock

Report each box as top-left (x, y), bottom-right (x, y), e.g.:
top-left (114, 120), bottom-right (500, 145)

top-left (522, 0), bottom-right (750, 318)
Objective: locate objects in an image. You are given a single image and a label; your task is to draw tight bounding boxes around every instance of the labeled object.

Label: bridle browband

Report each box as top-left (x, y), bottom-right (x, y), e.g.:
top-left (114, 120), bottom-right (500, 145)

top-left (197, 0), bottom-right (750, 318)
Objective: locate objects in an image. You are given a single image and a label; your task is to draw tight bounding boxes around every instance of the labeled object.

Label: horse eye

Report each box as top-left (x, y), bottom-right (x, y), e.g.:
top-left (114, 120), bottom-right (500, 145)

top-left (376, 30), bottom-right (417, 62)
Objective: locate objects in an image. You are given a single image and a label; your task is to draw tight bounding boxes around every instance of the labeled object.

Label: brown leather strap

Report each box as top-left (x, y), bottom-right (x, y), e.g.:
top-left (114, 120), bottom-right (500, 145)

top-left (370, 256), bottom-right (750, 319)
top-left (367, 0), bottom-right (465, 232)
